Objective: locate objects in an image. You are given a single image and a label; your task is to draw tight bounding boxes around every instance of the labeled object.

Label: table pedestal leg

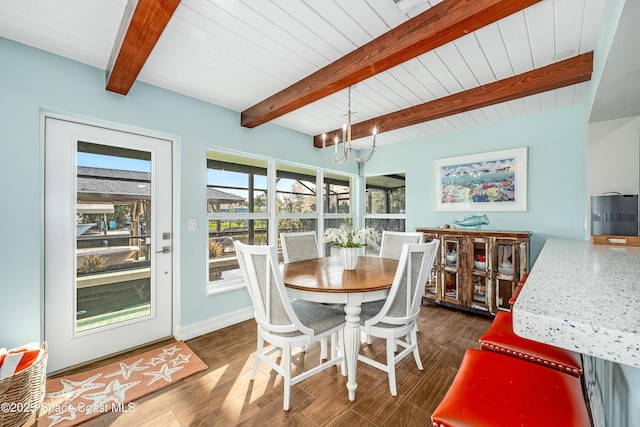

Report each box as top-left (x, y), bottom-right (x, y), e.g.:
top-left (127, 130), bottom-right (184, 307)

top-left (343, 302), bottom-right (361, 401)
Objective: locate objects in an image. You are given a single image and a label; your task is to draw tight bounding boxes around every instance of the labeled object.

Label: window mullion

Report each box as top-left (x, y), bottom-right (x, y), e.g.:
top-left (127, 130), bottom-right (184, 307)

top-left (268, 160), bottom-right (277, 247)
top-left (318, 169), bottom-right (325, 255)
top-left (355, 173), bottom-right (365, 230)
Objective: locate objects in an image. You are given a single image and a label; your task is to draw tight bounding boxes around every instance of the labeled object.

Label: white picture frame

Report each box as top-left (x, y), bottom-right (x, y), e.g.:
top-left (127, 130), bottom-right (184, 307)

top-left (434, 147), bottom-right (528, 212)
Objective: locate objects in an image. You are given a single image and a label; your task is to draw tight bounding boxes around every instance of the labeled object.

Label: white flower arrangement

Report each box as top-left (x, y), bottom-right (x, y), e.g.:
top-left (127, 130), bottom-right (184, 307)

top-left (323, 223), bottom-right (380, 248)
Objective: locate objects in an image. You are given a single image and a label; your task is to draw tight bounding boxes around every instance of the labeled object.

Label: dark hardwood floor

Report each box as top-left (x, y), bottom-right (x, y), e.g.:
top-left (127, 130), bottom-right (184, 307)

top-left (33, 304), bottom-right (493, 426)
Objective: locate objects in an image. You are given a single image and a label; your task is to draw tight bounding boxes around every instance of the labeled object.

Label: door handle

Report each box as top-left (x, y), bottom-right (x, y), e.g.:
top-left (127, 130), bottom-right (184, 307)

top-left (156, 246), bottom-right (171, 254)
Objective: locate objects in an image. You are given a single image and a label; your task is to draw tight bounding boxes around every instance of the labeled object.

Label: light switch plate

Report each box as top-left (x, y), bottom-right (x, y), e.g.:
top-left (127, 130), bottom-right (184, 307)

top-left (188, 218), bottom-right (197, 231)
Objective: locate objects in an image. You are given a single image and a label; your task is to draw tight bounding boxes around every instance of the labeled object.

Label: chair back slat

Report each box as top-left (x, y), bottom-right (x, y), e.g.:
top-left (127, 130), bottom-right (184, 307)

top-left (280, 231), bottom-right (319, 263)
top-left (379, 231), bottom-right (424, 260)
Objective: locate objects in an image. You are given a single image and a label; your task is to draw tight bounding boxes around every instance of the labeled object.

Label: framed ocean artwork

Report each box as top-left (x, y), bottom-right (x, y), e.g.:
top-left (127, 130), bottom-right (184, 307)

top-left (434, 147), bottom-right (527, 212)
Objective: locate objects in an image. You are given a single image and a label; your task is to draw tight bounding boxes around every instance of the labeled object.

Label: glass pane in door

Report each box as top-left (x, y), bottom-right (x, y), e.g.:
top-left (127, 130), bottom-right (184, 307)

top-left (75, 142), bottom-right (152, 332)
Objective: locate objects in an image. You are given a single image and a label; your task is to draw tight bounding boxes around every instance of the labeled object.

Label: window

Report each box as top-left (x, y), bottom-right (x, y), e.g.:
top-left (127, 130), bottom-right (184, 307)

top-left (276, 163), bottom-right (317, 214)
top-left (207, 152), bottom-right (269, 283)
top-left (324, 172), bottom-right (351, 214)
top-left (364, 173), bottom-right (407, 255)
top-left (323, 172), bottom-right (353, 256)
top-left (366, 173), bottom-right (406, 216)
top-left (207, 150), bottom-right (354, 286)
top-left (276, 163), bottom-right (318, 262)
top-left (207, 154), bottom-right (268, 214)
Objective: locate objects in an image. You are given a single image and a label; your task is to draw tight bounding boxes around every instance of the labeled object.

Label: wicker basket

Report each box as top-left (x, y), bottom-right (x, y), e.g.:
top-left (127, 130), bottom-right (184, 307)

top-left (0, 342), bottom-right (48, 427)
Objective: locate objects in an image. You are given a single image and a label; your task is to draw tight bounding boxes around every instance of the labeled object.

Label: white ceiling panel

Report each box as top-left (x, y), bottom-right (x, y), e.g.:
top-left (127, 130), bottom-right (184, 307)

top-left (306, 1), bottom-right (373, 48)
top-left (474, 23), bottom-right (514, 81)
top-left (242, 2), bottom-right (342, 60)
top-left (478, 106), bottom-right (503, 124)
top-left (456, 112), bottom-right (481, 129)
top-left (554, 0), bottom-right (586, 55)
top-left (402, 58), bottom-right (447, 100)
top-left (339, 0), bottom-right (388, 36)
top-left (383, 66), bottom-right (432, 105)
top-left (581, 0), bottom-right (608, 52)
top-left (365, 0), bottom-right (406, 29)
top-left (406, 0), bottom-right (441, 18)
top-left (525, 1), bottom-right (556, 68)
top-left (493, 102), bottom-right (516, 122)
top-left (0, 0), bottom-right (618, 150)
top-left (442, 114), bottom-right (466, 131)
top-left (499, 11), bottom-right (534, 74)
top-left (523, 94), bottom-right (543, 116)
top-left (454, 33), bottom-right (496, 85)
top-left (359, 75), bottom-right (411, 112)
top-left (539, 90), bottom-right (558, 113)
top-left (420, 50), bottom-right (464, 96)
top-left (230, 3), bottom-right (328, 71)
top-left (467, 109), bottom-right (492, 128)
top-left (435, 42), bottom-right (479, 91)
top-left (272, 0), bottom-right (353, 56)
top-left (557, 85), bottom-right (580, 108)
top-left (0, 0), bottom-right (123, 69)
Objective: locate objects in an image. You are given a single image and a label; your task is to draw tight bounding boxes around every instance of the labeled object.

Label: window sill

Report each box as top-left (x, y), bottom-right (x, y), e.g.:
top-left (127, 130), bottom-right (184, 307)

top-left (206, 278), bottom-right (247, 296)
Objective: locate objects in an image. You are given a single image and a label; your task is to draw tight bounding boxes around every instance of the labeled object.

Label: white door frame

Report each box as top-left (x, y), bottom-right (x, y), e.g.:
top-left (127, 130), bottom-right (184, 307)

top-left (41, 112), bottom-right (179, 372)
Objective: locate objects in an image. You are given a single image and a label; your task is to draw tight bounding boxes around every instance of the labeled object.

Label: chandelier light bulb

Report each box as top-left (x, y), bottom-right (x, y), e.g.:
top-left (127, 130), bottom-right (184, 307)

top-left (321, 85), bottom-right (376, 169)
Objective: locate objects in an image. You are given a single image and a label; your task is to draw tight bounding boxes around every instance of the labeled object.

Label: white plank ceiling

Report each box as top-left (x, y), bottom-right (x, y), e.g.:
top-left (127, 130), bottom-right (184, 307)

top-left (0, 0), bottom-right (609, 148)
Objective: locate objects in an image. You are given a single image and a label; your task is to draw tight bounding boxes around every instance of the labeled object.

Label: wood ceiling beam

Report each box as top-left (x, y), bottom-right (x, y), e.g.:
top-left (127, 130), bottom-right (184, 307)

top-left (241, 0), bottom-right (541, 128)
top-left (106, 0), bottom-right (181, 95)
top-left (313, 52), bottom-right (594, 147)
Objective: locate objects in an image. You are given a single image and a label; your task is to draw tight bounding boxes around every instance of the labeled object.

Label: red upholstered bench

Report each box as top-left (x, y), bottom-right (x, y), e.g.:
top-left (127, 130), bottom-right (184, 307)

top-left (479, 310), bottom-right (583, 376)
top-left (431, 349), bottom-right (591, 427)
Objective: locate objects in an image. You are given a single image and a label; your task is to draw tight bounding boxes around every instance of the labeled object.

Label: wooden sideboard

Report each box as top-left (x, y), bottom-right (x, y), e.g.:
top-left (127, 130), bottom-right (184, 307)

top-left (416, 228), bottom-right (530, 315)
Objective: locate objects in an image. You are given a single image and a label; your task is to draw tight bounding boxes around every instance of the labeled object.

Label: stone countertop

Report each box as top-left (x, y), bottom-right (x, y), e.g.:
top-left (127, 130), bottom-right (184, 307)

top-left (512, 238), bottom-right (640, 368)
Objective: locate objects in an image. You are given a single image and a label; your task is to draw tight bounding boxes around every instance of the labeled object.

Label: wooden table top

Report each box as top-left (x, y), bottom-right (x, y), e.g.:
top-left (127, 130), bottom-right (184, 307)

top-left (282, 256), bottom-right (398, 293)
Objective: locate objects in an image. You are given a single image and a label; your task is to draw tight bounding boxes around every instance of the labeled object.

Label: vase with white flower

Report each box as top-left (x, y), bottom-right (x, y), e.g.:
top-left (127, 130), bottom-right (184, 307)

top-left (323, 223), bottom-right (380, 270)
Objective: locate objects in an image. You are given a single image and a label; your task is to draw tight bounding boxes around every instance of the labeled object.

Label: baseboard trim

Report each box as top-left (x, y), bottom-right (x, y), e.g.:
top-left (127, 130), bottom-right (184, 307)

top-left (175, 307), bottom-right (254, 341)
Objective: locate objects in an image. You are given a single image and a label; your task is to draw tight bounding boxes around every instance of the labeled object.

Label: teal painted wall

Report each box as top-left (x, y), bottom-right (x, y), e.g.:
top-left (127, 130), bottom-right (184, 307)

top-left (364, 106), bottom-right (590, 263)
top-left (0, 35), bottom-right (589, 348)
top-left (0, 37), bottom-right (356, 347)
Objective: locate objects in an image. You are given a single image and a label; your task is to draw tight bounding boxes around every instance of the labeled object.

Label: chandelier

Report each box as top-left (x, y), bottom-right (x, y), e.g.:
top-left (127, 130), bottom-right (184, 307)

top-left (321, 86), bottom-right (377, 172)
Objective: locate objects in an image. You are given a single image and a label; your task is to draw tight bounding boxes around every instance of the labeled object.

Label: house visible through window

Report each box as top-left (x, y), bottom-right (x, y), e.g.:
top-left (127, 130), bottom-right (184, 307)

top-left (207, 150), bottom-right (354, 286)
top-left (207, 152), bottom-right (269, 283)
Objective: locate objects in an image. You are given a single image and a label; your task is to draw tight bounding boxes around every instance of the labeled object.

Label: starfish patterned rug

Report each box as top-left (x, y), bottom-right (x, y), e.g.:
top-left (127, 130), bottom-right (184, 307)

top-left (38, 341), bottom-right (207, 427)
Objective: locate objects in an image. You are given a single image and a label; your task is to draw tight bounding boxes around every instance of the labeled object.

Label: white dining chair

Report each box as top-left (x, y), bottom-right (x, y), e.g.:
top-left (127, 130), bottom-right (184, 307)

top-left (358, 240), bottom-right (439, 396)
top-left (379, 231), bottom-right (424, 260)
top-left (234, 241), bottom-right (345, 410)
top-left (280, 231), bottom-right (319, 263)
top-left (363, 230), bottom-right (426, 344)
top-left (280, 231), bottom-right (331, 357)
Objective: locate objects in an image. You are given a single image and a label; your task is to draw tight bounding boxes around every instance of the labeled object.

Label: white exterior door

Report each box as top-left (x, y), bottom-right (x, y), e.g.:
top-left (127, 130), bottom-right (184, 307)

top-left (44, 116), bottom-right (174, 372)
